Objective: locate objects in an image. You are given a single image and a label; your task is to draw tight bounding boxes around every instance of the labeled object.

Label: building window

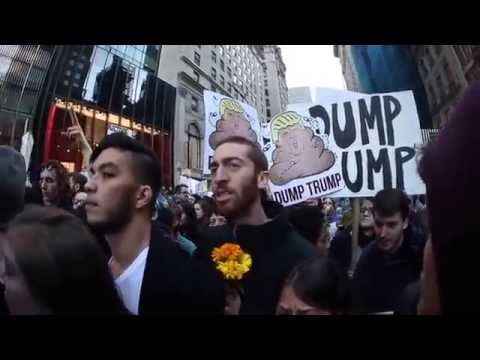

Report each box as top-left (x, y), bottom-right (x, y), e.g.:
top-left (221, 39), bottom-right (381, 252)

top-left (211, 51), bottom-right (217, 63)
top-left (227, 54), bottom-right (231, 64)
top-left (233, 74), bottom-right (237, 84)
top-left (193, 70), bottom-right (200, 83)
top-left (187, 123), bottom-right (201, 170)
top-left (211, 67), bottom-right (217, 80)
top-left (197, 45), bottom-right (202, 49)
top-left (191, 96), bottom-right (199, 112)
top-left (219, 46), bottom-right (224, 56)
top-left (220, 75), bottom-right (225, 87)
top-left (266, 109), bottom-right (271, 117)
top-left (228, 82), bottom-right (232, 93)
top-left (194, 52), bottom-right (201, 66)
top-left (265, 89), bottom-right (269, 96)
top-left (220, 59), bottom-right (225, 71)
top-left (227, 67), bottom-right (232, 77)
top-left (266, 99), bottom-right (270, 106)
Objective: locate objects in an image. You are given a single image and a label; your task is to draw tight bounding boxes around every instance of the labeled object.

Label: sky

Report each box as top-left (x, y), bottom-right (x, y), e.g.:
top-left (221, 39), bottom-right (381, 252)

top-left (279, 45), bottom-right (346, 98)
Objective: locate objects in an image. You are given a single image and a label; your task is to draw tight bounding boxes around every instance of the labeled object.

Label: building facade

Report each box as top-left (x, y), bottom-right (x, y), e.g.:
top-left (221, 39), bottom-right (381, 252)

top-left (288, 86), bottom-right (312, 104)
top-left (0, 45), bottom-right (177, 188)
top-left (334, 45), bottom-right (360, 91)
top-left (335, 45), bottom-right (432, 129)
top-left (0, 46), bottom-right (55, 150)
top-left (262, 45), bottom-right (288, 121)
top-left (157, 45), bottom-right (287, 186)
top-left (410, 45), bottom-right (480, 128)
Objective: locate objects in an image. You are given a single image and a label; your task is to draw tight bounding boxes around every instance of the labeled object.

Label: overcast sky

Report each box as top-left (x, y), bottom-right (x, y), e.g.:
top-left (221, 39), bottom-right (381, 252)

top-left (280, 45), bottom-right (346, 96)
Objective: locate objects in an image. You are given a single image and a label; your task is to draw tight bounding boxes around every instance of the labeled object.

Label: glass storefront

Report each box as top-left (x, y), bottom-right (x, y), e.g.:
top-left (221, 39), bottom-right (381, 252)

top-left (30, 45), bottom-right (175, 188)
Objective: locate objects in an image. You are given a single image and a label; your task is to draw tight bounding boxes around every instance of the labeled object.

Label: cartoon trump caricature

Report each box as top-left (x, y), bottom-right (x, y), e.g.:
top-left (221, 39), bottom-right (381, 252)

top-left (208, 98), bottom-right (259, 150)
top-left (269, 111), bottom-right (335, 186)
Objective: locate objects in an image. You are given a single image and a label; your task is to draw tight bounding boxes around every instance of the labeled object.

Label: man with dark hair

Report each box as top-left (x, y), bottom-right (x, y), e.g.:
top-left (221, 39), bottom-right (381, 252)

top-left (351, 189), bottom-right (425, 314)
top-left (69, 172), bottom-right (88, 195)
top-left (196, 136), bottom-right (316, 314)
top-left (174, 184), bottom-right (189, 198)
top-left (287, 204), bottom-right (329, 256)
top-left (84, 132), bottom-right (224, 315)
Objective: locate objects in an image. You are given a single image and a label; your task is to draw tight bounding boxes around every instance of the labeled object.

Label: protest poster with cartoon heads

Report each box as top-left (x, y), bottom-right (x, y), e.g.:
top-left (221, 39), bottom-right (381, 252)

top-left (203, 90), bottom-right (262, 174)
top-left (263, 111), bottom-right (345, 206)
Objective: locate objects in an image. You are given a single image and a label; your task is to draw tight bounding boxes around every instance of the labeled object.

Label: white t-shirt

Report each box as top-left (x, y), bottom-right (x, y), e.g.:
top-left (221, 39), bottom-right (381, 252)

top-left (114, 247), bottom-right (149, 315)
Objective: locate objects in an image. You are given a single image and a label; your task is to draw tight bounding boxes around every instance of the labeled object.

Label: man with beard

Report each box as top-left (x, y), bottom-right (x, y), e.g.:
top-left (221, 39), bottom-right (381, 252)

top-left (195, 136), bottom-right (316, 314)
top-left (84, 133), bottom-right (224, 315)
top-left (329, 198), bottom-right (376, 278)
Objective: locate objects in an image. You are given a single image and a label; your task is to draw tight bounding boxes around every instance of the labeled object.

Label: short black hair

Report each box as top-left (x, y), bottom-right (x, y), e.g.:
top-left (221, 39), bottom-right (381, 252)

top-left (373, 189), bottom-right (410, 220)
top-left (174, 184), bottom-right (188, 194)
top-left (285, 257), bottom-right (350, 314)
top-left (287, 204), bottom-right (325, 246)
top-left (70, 172), bottom-right (88, 192)
top-left (90, 133), bottom-right (162, 212)
top-left (215, 136), bottom-right (268, 173)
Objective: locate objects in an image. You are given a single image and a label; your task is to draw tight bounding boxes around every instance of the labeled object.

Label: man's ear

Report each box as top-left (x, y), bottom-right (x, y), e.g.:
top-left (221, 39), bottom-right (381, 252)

top-left (257, 171), bottom-right (269, 191)
top-left (402, 217), bottom-right (409, 230)
top-left (136, 185), bottom-right (153, 210)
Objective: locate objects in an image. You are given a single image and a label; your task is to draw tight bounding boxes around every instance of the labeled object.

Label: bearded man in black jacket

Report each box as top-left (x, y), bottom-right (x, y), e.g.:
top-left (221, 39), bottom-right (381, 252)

top-left (196, 136), bottom-right (316, 315)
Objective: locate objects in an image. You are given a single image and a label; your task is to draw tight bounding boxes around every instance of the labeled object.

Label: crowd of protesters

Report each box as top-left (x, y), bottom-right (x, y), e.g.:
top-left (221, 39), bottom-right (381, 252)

top-left (1, 81), bottom-right (480, 315)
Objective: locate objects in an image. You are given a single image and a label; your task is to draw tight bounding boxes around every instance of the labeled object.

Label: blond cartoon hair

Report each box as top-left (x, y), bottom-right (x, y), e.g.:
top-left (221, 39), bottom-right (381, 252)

top-left (220, 98), bottom-right (244, 116)
top-left (271, 111), bottom-right (304, 143)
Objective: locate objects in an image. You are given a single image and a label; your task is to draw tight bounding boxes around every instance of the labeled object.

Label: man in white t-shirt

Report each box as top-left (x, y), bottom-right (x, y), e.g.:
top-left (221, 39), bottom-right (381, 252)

top-left (84, 133), bottom-right (225, 315)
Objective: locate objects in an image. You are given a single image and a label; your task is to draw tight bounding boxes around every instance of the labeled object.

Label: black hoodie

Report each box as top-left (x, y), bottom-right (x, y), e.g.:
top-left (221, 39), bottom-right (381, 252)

top-left (195, 211), bottom-right (317, 314)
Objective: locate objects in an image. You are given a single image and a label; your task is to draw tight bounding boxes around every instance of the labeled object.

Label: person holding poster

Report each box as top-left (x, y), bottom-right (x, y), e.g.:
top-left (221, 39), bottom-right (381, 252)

top-left (329, 198), bottom-right (376, 278)
top-left (351, 189), bottom-right (425, 314)
top-left (195, 136), bottom-right (316, 314)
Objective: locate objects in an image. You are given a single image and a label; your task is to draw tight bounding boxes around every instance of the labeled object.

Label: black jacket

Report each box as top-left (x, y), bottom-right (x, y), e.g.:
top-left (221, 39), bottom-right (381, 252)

top-left (195, 212), bottom-right (317, 314)
top-left (351, 227), bottom-right (425, 314)
top-left (139, 222), bottom-right (225, 315)
top-left (0, 283), bottom-right (8, 315)
top-left (394, 280), bottom-right (420, 315)
top-left (329, 226), bottom-right (375, 277)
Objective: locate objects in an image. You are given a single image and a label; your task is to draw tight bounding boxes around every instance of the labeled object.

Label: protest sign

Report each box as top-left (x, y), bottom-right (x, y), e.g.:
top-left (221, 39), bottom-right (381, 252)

top-left (203, 90), bottom-right (262, 174)
top-left (278, 89), bottom-right (425, 201)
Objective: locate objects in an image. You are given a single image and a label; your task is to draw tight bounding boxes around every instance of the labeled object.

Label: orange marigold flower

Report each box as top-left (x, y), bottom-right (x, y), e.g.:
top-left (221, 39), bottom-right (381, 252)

top-left (211, 243), bottom-right (252, 280)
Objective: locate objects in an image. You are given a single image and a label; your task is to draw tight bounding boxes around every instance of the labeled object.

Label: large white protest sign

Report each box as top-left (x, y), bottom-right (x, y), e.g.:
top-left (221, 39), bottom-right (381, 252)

top-left (203, 90), bottom-right (262, 174)
top-left (285, 89), bottom-right (425, 199)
